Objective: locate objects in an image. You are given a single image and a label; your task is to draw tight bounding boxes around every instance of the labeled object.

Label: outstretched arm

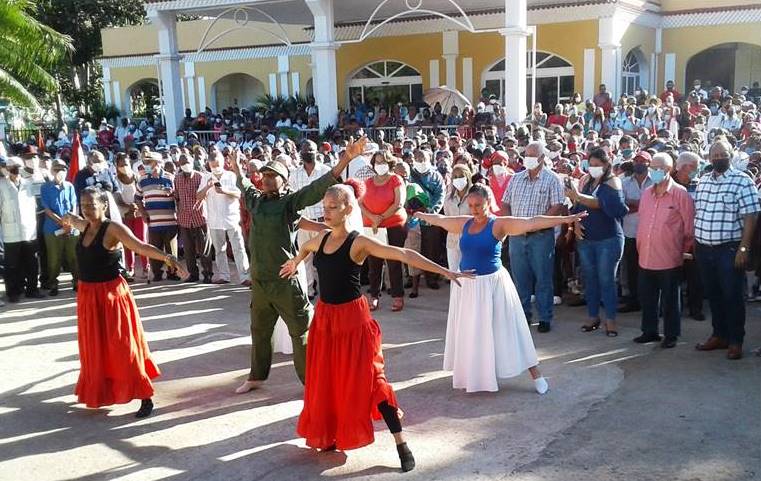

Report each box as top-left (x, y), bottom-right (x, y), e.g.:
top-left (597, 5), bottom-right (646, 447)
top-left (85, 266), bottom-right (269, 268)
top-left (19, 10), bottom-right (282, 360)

top-left (107, 221), bottom-right (189, 277)
top-left (413, 212), bottom-right (471, 233)
top-left (494, 212), bottom-right (587, 238)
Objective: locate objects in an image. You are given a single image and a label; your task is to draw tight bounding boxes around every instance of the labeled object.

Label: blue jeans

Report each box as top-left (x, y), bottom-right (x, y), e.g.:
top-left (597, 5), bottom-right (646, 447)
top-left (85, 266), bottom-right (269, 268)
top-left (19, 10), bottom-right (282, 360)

top-left (639, 267), bottom-right (682, 338)
top-left (695, 242), bottom-right (746, 344)
top-left (577, 236), bottom-right (624, 321)
top-left (509, 229), bottom-right (555, 323)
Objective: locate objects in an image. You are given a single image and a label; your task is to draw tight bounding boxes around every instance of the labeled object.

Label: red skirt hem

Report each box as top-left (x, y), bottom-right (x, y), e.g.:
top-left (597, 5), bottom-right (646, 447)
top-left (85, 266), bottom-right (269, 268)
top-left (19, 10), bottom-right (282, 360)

top-left (75, 277), bottom-right (160, 408)
top-left (297, 296), bottom-right (398, 451)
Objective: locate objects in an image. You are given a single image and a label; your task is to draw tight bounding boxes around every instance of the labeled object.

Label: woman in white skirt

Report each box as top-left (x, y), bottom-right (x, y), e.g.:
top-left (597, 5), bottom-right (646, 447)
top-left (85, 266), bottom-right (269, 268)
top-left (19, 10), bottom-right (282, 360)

top-left (415, 185), bottom-right (586, 393)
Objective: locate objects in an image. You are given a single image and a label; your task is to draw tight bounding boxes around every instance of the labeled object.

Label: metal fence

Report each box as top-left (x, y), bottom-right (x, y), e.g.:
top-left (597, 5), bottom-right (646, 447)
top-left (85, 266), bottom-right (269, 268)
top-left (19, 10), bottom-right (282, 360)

top-left (2, 127), bottom-right (56, 145)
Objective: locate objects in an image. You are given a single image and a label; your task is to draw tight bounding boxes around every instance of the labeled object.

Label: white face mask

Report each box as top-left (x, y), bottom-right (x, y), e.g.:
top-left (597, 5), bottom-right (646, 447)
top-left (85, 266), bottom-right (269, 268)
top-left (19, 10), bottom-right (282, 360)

top-left (413, 161), bottom-right (430, 174)
top-left (91, 162), bottom-right (104, 173)
top-left (211, 165), bottom-right (224, 175)
top-left (24, 158), bottom-right (36, 169)
top-left (523, 156), bottom-right (540, 170)
top-left (547, 150), bottom-right (560, 160)
top-left (374, 163), bottom-right (389, 176)
top-left (54, 171), bottom-right (66, 183)
top-left (588, 166), bottom-right (605, 179)
top-left (452, 177), bottom-right (468, 191)
top-left (492, 164), bottom-right (508, 176)
top-left (180, 163), bottom-right (193, 173)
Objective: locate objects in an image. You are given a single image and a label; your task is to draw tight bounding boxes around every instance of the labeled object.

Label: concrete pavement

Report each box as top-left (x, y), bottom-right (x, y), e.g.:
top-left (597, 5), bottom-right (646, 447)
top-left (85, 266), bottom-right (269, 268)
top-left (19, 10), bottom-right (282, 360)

top-left (0, 276), bottom-right (758, 481)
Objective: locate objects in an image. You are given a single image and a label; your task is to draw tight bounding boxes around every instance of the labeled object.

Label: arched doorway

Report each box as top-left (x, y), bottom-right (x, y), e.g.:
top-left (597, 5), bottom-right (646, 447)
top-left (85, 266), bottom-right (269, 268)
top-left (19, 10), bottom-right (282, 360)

top-left (348, 60), bottom-right (423, 107)
top-left (305, 78), bottom-right (314, 98)
top-left (210, 73), bottom-right (265, 112)
top-left (621, 48), bottom-right (649, 95)
top-left (126, 79), bottom-right (160, 119)
top-left (686, 42), bottom-right (761, 92)
top-left (482, 52), bottom-right (575, 112)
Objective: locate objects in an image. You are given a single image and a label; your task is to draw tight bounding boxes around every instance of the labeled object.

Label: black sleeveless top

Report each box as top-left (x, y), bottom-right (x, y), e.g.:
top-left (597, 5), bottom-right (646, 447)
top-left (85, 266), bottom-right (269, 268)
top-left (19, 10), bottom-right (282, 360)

top-left (76, 220), bottom-right (122, 282)
top-left (314, 231), bottom-right (361, 304)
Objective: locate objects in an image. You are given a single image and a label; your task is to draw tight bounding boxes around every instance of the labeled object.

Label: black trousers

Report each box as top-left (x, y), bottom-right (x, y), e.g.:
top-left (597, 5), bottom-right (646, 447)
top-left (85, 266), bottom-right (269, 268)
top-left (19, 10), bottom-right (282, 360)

top-left (4, 240), bottom-right (39, 298)
top-left (368, 225), bottom-right (407, 298)
top-left (37, 212), bottom-right (49, 287)
top-left (179, 226), bottom-right (213, 278)
top-left (682, 258), bottom-right (704, 316)
top-left (148, 227), bottom-right (178, 275)
top-left (420, 225), bottom-right (444, 283)
top-left (639, 267), bottom-right (682, 338)
top-left (623, 237), bottom-right (640, 307)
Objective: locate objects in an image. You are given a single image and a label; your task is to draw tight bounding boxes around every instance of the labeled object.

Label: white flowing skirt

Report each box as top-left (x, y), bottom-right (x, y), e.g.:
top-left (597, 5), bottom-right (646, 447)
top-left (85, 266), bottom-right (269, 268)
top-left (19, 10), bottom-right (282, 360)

top-left (444, 267), bottom-right (539, 393)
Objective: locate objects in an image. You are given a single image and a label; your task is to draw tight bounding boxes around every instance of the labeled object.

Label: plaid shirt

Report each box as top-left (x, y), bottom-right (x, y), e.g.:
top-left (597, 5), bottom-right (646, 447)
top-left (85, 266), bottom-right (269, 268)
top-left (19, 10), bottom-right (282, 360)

top-left (173, 171), bottom-right (207, 228)
top-left (694, 168), bottom-right (761, 245)
top-left (289, 162), bottom-right (332, 220)
top-left (502, 167), bottom-right (565, 218)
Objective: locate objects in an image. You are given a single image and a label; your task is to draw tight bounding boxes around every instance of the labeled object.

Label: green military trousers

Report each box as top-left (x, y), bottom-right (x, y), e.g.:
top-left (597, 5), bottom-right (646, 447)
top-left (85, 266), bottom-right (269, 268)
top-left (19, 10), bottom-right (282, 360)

top-left (249, 276), bottom-right (312, 384)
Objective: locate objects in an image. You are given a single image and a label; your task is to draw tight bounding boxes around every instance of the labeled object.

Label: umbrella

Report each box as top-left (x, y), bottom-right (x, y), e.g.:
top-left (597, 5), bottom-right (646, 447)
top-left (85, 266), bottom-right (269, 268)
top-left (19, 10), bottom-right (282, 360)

top-left (423, 86), bottom-right (472, 112)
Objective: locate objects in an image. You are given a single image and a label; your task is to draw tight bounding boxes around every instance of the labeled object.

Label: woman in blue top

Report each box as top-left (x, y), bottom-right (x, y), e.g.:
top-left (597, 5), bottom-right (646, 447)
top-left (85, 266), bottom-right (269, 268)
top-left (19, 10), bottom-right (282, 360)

top-left (415, 185), bottom-right (586, 393)
top-left (566, 147), bottom-right (629, 336)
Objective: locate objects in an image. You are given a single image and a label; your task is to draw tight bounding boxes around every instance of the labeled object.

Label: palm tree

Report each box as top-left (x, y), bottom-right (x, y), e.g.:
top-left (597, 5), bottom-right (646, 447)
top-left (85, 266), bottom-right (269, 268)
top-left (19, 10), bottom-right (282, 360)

top-left (0, 0), bottom-right (72, 108)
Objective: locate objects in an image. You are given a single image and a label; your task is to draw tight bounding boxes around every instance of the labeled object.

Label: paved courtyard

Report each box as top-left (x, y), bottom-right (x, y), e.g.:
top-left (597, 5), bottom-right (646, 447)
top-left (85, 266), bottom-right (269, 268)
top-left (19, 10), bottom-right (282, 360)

top-left (0, 276), bottom-right (759, 481)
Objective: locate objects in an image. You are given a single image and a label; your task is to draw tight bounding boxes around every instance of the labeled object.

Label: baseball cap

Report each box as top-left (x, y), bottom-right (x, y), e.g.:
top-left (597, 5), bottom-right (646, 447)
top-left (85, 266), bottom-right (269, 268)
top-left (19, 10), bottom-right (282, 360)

top-left (260, 160), bottom-right (289, 182)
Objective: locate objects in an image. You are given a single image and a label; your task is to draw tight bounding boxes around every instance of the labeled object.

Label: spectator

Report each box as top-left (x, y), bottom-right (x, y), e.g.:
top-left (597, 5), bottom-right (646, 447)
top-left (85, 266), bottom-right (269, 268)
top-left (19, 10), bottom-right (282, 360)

top-left (567, 147), bottom-right (628, 336)
top-left (136, 152), bottom-right (180, 282)
top-left (198, 151), bottom-right (249, 285)
top-left (410, 149), bottom-right (445, 292)
top-left (502, 141), bottom-right (565, 333)
top-left (634, 153), bottom-right (695, 348)
top-left (360, 151), bottom-right (408, 311)
top-left (660, 80), bottom-right (682, 104)
top-left (443, 164), bottom-right (472, 272)
top-left (40, 160), bottom-right (79, 296)
top-left (115, 152), bottom-right (147, 279)
top-left (620, 151), bottom-right (653, 312)
top-left (594, 84), bottom-right (613, 115)
top-left (0, 157), bottom-right (44, 302)
top-left (694, 140), bottom-right (760, 360)
top-left (174, 153), bottom-right (214, 284)
top-left (691, 80), bottom-right (708, 103)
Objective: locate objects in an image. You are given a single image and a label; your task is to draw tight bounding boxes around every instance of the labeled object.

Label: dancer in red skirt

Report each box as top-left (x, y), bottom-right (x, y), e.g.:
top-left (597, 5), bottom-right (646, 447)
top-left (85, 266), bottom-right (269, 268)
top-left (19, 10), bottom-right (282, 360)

top-left (62, 186), bottom-right (188, 418)
top-left (280, 183), bottom-right (472, 472)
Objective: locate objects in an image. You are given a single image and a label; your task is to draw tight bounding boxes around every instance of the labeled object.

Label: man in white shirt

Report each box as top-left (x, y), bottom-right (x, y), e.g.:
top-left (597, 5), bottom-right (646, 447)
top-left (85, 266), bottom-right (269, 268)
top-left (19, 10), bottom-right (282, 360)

top-left (275, 112), bottom-right (292, 129)
top-left (197, 152), bottom-right (250, 285)
top-left (289, 140), bottom-right (331, 298)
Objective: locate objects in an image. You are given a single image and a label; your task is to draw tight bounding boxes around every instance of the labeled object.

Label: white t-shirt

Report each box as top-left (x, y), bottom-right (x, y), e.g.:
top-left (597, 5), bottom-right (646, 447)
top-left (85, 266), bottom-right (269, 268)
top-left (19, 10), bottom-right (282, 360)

top-left (198, 170), bottom-right (241, 230)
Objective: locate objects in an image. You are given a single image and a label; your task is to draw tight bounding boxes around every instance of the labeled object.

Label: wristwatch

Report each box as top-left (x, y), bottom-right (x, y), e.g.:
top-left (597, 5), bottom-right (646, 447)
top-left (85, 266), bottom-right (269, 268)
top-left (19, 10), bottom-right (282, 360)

top-left (739, 246), bottom-right (748, 253)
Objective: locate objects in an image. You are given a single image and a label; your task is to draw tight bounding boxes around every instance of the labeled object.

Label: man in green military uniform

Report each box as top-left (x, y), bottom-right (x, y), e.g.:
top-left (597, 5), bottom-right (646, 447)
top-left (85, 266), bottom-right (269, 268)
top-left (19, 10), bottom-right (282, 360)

top-left (231, 137), bottom-right (367, 393)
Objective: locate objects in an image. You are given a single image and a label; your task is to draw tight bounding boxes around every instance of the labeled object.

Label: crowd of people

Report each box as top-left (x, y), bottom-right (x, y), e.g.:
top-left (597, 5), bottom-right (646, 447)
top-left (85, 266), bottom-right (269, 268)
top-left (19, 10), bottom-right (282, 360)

top-left (1, 79), bottom-right (760, 472)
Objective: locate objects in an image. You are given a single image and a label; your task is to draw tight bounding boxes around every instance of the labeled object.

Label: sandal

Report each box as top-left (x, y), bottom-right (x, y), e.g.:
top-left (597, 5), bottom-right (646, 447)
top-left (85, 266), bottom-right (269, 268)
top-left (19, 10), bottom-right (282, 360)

top-left (391, 297), bottom-right (404, 312)
top-left (409, 290), bottom-right (419, 299)
top-left (581, 319), bottom-right (601, 332)
top-left (605, 321), bottom-right (619, 337)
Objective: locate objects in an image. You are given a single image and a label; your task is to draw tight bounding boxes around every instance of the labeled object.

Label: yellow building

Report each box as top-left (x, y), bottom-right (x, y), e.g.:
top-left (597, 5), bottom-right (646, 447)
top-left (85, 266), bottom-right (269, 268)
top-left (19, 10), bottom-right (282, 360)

top-left (99, 0), bottom-right (761, 141)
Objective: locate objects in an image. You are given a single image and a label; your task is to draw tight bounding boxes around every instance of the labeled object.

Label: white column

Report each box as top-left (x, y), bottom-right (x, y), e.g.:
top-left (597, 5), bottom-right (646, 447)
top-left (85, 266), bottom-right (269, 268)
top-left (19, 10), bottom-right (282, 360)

top-left (291, 72), bottom-right (301, 96)
top-left (102, 67), bottom-right (113, 106)
top-left (583, 48), bottom-right (596, 100)
top-left (654, 27), bottom-right (662, 91)
top-left (268, 73), bottom-right (278, 96)
top-left (598, 15), bottom-right (627, 101)
top-left (278, 55), bottom-right (290, 97)
top-left (306, 0), bottom-right (339, 131)
top-left (429, 59), bottom-right (440, 88)
top-left (184, 61), bottom-right (197, 116)
top-left (664, 53), bottom-right (676, 89)
top-left (150, 10), bottom-right (183, 143)
top-left (442, 31), bottom-right (459, 89)
top-left (462, 57), bottom-right (473, 102)
top-left (112, 80), bottom-right (122, 116)
top-left (502, 0), bottom-right (529, 123)
top-left (197, 76), bottom-right (207, 111)
top-left (599, 46), bottom-right (619, 99)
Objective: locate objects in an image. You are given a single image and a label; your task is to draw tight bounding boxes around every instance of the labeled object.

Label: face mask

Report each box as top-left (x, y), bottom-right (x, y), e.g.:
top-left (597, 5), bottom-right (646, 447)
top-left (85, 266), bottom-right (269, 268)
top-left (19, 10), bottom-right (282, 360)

top-left (622, 148), bottom-right (634, 159)
top-left (180, 163), bottom-right (193, 174)
top-left (741, 90), bottom-right (749, 96)
top-left (144, 166), bottom-right (153, 176)
top-left (413, 161), bottom-right (430, 174)
top-left (24, 159), bottom-right (36, 169)
top-left (547, 151), bottom-right (560, 160)
top-left (302, 152), bottom-right (315, 163)
top-left (522, 157), bottom-right (540, 170)
top-left (177, 136), bottom-right (185, 143)
top-left (712, 158), bottom-right (730, 174)
top-left (211, 165), bottom-right (224, 175)
top-left (220, 135), bottom-right (228, 142)
top-left (492, 164), bottom-right (508, 176)
top-left (374, 163), bottom-right (389, 176)
top-left (649, 168), bottom-right (667, 184)
top-left (452, 177), bottom-right (468, 191)
top-left (688, 169), bottom-right (698, 180)
top-left (54, 171), bottom-right (66, 183)
top-left (648, 106), bottom-right (656, 114)
top-left (589, 166), bottom-right (605, 178)
top-left (633, 163), bottom-right (648, 175)
top-left (91, 162), bottom-right (104, 173)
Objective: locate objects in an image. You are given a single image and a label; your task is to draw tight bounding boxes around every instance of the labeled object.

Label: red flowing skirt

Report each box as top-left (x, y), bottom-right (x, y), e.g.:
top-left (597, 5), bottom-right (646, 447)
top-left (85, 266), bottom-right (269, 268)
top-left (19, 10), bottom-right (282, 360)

top-left (297, 296), bottom-right (398, 451)
top-left (75, 277), bottom-right (160, 408)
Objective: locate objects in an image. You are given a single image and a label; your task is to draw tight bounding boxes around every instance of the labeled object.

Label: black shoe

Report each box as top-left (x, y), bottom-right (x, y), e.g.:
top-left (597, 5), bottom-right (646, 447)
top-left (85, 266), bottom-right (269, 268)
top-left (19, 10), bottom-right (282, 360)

top-left (409, 291), bottom-right (419, 299)
top-left (404, 278), bottom-right (413, 289)
top-left (396, 442), bottom-right (416, 472)
top-left (581, 320), bottom-right (601, 332)
top-left (25, 290), bottom-right (46, 299)
top-left (152, 273), bottom-right (163, 282)
top-left (633, 333), bottom-right (662, 344)
top-left (166, 273), bottom-right (181, 281)
top-left (617, 304), bottom-right (640, 313)
top-left (202, 275), bottom-right (214, 284)
top-left (49, 286), bottom-right (59, 297)
top-left (135, 399), bottom-right (154, 418)
top-left (183, 275), bottom-right (199, 283)
top-left (121, 272), bottom-right (135, 283)
top-left (8, 295), bottom-right (20, 304)
top-left (691, 312), bottom-right (706, 321)
top-left (537, 322), bottom-right (551, 333)
top-left (661, 336), bottom-right (677, 349)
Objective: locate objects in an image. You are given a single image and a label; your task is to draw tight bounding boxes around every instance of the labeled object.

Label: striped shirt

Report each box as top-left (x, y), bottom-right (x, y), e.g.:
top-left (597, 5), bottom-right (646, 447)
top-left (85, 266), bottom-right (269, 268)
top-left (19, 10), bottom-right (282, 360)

top-left (502, 167), bottom-right (565, 218)
top-left (694, 168), bottom-right (761, 245)
top-left (137, 170), bottom-right (177, 231)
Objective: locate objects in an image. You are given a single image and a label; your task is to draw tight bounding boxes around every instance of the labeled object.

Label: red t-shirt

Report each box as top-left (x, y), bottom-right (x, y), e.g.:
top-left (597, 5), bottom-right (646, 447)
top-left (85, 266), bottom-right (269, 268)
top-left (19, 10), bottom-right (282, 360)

top-left (362, 174), bottom-right (407, 228)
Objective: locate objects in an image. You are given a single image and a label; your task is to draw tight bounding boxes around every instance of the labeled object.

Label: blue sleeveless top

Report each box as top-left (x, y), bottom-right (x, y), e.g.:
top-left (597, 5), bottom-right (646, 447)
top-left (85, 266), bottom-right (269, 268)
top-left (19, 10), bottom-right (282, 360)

top-left (459, 217), bottom-right (502, 275)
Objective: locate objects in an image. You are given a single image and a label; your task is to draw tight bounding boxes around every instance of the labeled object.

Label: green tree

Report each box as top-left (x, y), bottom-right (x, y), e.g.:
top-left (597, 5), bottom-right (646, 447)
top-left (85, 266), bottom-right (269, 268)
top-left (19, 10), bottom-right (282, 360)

top-left (0, 0), bottom-right (72, 108)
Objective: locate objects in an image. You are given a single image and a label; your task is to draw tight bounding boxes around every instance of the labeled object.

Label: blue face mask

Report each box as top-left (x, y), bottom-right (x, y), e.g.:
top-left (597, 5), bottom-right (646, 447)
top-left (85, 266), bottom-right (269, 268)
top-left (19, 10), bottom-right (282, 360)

top-left (144, 166), bottom-right (153, 176)
top-left (688, 170), bottom-right (698, 181)
top-left (622, 148), bottom-right (633, 158)
top-left (649, 168), bottom-right (667, 184)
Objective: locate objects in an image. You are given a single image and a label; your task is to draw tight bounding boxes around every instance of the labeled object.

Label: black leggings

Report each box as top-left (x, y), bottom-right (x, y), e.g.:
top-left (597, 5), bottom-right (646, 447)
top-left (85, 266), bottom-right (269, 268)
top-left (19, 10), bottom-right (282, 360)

top-left (378, 401), bottom-right (402, 434)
